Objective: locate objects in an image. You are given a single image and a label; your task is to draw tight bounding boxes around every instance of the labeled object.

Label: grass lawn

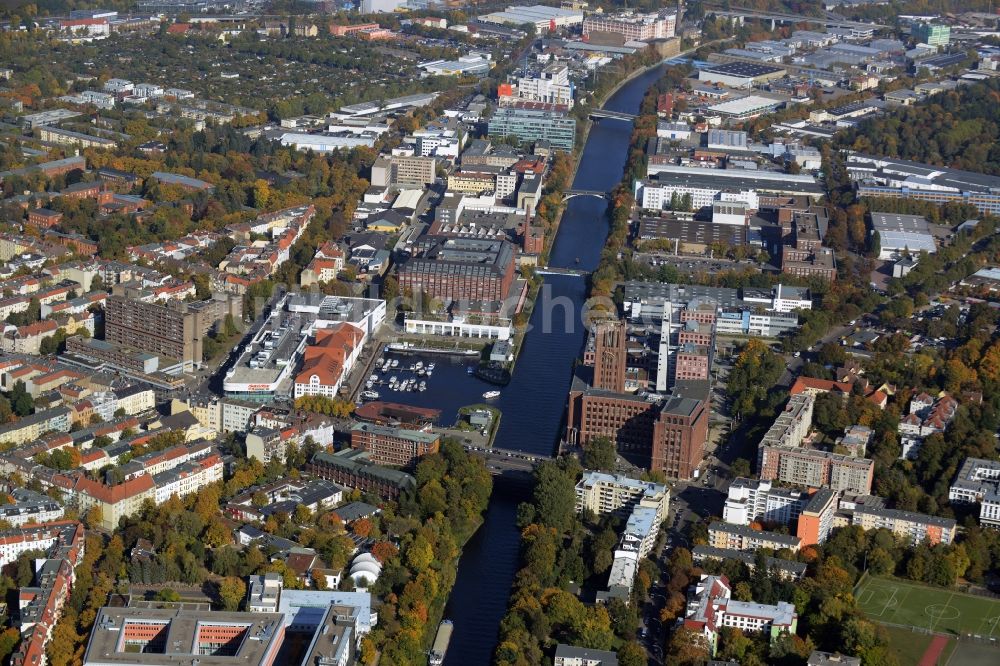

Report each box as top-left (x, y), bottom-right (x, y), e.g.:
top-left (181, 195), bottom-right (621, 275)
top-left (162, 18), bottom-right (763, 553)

top-left (856, 576), bottom-right (1000, 637)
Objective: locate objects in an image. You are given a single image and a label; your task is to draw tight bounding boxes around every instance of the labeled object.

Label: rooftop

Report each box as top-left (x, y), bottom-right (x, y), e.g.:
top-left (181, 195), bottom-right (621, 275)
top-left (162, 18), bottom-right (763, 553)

top-left (701, 62), bottom-right (786, 78)
top-left (82, 607), bottom-right (285, 665)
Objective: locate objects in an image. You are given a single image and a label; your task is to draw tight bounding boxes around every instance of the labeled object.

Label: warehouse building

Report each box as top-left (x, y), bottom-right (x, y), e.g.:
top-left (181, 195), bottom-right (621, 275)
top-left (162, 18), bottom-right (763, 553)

top-left (698, 62), bottom-right (786, 88)
top-left (869, 211), bottom-right (936, 260)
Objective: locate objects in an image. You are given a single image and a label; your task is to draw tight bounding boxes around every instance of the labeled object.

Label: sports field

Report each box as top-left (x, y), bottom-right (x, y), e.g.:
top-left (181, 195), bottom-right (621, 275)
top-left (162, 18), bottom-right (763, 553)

top-left (856, 576), bottom-right (1000, 638)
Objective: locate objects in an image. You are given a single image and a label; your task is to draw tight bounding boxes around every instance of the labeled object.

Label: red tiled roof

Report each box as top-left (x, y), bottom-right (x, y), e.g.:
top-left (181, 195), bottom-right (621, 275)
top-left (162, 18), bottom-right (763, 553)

top-left (294, 323), bottom-right (364, 388)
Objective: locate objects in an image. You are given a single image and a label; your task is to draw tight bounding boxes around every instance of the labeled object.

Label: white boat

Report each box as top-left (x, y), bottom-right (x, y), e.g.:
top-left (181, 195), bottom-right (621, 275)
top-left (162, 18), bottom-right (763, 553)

top-left (360, 390), bottom-right (379, 400)
top-left (427, 363), bottom-right (436, 371)
top-left (389, 376), bottom-right (398, 384)
top-left (417, 368), bottom-right (426, 376)
top-left (483, 391), bottom-right (500, 400)
top-left (391, 359), bottom-right (399, 368)
top-left (408, 363), bottom-right (416, 371)
top-left (425, 369), bottom-right (433, 376)
top-left (415, 361), bottom-right (424, 370)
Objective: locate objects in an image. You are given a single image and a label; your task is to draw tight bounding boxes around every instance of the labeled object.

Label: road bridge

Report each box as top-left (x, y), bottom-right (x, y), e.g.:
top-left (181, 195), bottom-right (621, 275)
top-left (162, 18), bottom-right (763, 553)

top-left (465, 445), bottom-right (552, 476)
top-left (534, 267), bottom-right (591, 277)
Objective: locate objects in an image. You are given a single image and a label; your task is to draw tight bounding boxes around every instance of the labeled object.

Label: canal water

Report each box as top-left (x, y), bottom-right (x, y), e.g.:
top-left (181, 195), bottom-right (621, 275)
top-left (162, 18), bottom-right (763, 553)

top-left (435, 64), bottom-right (667, 665)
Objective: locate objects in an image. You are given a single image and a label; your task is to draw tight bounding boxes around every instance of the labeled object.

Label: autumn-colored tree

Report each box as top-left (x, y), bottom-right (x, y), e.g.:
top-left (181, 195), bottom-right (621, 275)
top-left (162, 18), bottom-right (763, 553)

top-left (351, 518), bottom-right (373, 538)
top-left (371, 541), bottom-right (398, 563)
top-left (218, 577), bottom-right (246, 611)
top-left (404, 534), bottom-right (434, 571)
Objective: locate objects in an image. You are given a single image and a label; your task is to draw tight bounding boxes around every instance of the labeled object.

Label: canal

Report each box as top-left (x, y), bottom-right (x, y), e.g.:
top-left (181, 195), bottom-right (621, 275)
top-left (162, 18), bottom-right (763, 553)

top-left (441, 63), bottom-right (669, 665)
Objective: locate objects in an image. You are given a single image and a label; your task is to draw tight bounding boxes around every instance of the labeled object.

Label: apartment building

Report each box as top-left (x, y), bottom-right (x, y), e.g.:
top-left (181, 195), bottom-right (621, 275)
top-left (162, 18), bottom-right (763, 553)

top-left (0, 489), bottom-right (65, 527)
top-left (246, 573), bottom-right (283, 613)
top-left (691, 545), bottom-right (806, 580)
top-left (708, 521), bottom-right (801, 553)
top-left (759, 446), bottom-right (874, 494)
top-left (152, 453), bottom-right (224, 504)
top-left (756, 393), bottom-right (874, 494)
top-left (851, 507), bottom-right (956, 545)
top-left (796, 488), bottom-right (837, 547)
top-left (949, 457), bottom-right (1000, 527)
top-left (105, 292), bottom-right (241, 368)
top-left (575, 471), bottom-right (669, 523)
top-left (6, 522), bottom-right (84, 666)
top-left (0, 407), bottom-right (71, 447)
top-left (600, 504), bottom-right (659, 604)
top-left (723, 478), bottom-right (806, 526)
top-left (68, 474), bottom-right (155, 531)
top-left (350, 422), bottom-right (439, 469)
top-left (760, 393), bottom-right (814, 450)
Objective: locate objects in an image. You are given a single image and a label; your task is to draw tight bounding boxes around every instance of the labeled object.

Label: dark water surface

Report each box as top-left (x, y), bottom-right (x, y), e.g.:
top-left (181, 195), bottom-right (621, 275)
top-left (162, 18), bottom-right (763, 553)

top-left (415, 64), bottom-right (668, 665)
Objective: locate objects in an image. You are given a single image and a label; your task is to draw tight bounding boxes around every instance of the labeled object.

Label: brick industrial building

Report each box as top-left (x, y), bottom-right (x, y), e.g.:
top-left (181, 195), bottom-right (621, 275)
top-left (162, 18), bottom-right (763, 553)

top-left (307, 449), bottom-right (416, 500)
top-left (566, 318), bottom-right (709, 480)
top-left (350, 422), bottom-right (440, 469)
top-left (397, 237), bottom-right (516, 304)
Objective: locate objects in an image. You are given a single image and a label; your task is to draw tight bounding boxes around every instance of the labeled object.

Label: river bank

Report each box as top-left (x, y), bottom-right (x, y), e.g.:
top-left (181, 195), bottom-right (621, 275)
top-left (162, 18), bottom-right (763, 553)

top-left (441, 62), bottom-right (671, 666)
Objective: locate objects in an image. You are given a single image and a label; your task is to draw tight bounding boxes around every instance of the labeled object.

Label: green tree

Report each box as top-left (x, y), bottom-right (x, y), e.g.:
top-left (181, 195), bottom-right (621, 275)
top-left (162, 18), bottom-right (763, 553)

top-left (582, 436), bottom-right (616, 471)
top-left (532, 460), bottom-right (579, 533)
top-left (730, 458), bottom-right (751, 478)
top-left (10, 380), bottom-right (33, 417)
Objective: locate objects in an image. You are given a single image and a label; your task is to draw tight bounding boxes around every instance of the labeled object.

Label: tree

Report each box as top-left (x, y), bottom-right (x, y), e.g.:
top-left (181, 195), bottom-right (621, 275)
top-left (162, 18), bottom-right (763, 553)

top-left (156, 588), bottom-right (181, 602)
top-left (84, 505), bottom-right (103, 530)
top-left (582, 436), bottom-right (616, 471)
top-left (730, 458), bottom-right (751, 478)
top-left (10, 380), bottom-right (33, 417)
top-left (405, 535), bottom-right (434, 570)
top-left (618, 642), bottom-right (647, 666)
top-left (371, 541), bottom-right (398, 563)
top-left (666, 627), bottom-right (711, 665)
top-left (532, 460), bottom-right (578, 533)
top-left (351, 518), bottom-right (373, 538)
top-left (218, 577), bottom-right (245, 611)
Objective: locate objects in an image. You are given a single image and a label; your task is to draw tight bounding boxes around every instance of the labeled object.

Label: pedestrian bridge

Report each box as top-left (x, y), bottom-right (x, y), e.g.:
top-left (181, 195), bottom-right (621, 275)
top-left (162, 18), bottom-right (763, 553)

top-left (589, 109), bottom-right (637, 121)
top-left (563, 189), bottom-right (610, 201)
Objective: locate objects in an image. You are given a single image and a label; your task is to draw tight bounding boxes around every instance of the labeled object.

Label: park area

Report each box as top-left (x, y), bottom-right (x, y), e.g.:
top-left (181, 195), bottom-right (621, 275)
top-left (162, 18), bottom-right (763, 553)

top-left (856, 576), bottom-right (1000, 665)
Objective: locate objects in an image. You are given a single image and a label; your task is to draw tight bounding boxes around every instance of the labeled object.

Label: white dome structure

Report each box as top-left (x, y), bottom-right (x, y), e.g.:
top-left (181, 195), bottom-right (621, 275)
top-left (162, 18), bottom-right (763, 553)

top-left (349, 552), bottom-right (383, 587)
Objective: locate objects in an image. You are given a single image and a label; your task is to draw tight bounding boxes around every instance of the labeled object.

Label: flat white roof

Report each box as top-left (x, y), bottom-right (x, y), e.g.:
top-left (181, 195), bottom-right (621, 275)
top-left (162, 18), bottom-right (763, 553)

top-left (708, 95), bottom-right (782, 116)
